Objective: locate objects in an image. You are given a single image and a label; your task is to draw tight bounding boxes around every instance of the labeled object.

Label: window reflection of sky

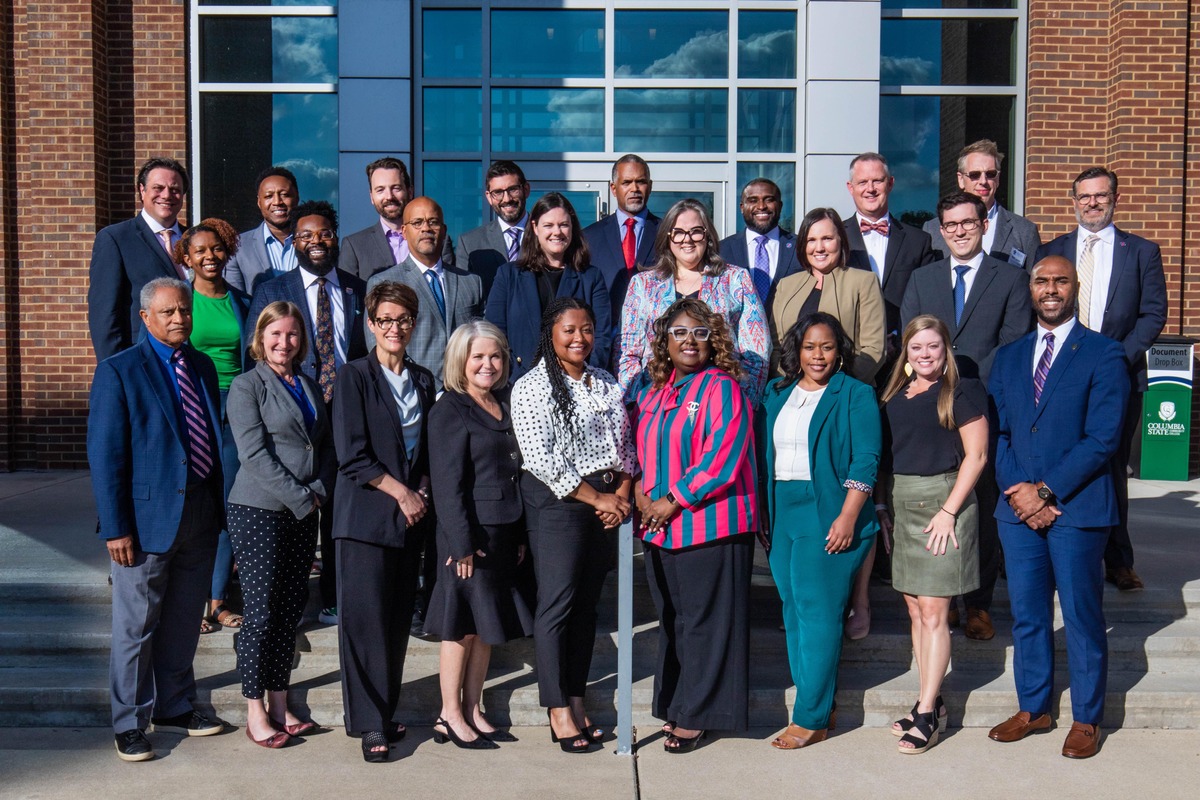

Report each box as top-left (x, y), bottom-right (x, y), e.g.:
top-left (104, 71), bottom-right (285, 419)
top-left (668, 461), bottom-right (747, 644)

top-left (492, 10), bottom-right (604, 79)
top-left (738, 11), bottom-right (796, 79)
top-left (880, 95), bottom-right (941, 219)
top-left (273, 94), bottom-right (339, 209)
top-left (615, 11), bottom-right (728, 78)
top-left (272, 17), bottom-right (337, 83)
top-left (492, 89), bottom-right (604, 152)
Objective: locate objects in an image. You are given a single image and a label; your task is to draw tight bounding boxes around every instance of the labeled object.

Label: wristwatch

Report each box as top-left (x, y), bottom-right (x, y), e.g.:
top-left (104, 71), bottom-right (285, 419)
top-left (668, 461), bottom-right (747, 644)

top-left (1036, 482), bottom-right (1054, 502)
top-left (666, 491), bottom-right (679, 506)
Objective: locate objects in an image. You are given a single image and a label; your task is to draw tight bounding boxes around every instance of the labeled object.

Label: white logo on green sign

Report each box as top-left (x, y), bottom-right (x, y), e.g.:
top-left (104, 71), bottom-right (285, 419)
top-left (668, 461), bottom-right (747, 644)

top-left (1158, 401), bottom-right (1176, 422)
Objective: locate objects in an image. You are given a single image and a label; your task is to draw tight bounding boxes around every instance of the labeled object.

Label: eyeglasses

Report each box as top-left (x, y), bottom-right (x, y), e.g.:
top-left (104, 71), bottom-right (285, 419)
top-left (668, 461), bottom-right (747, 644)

top-left (666, 326), bottom-right (712, 342)
top-left (487, 185), bottom-right (525, 201)
top-left (670, 227), bottom-right (707, 244)
top-left (1074, 192), bottom-right (1114, 205)
top-left (295, 229), bottom-right (336, 243)
top-left (372, 315), bottom-right (416, 331)
top-left (959, 170), bottom-right (999, 182)
top-left (940, 219), bottom-right (982, 233)
top-left (404, 217), bottom-right (444, 230)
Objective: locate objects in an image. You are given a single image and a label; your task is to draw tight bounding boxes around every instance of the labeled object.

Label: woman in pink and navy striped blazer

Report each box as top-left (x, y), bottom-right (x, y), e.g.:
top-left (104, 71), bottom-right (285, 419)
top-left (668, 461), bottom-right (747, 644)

top-left (632, 297), bottom-right (758, 754)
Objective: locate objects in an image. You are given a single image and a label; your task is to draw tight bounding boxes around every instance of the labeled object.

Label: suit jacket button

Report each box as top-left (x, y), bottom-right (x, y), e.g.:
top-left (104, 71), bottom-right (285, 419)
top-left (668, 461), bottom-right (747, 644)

top-left (181, 459), bottom-right (187, 465)
top-left (305, 444), bottom-right (313, 450)
top-left (516, 356), bottom-right (522, 364)
top-left (510, 452), bottom-right (518, 460)
top-left (178, 488), bottom-right (184, 495)
top-left (1031, 426), bottom-right (1038, 433)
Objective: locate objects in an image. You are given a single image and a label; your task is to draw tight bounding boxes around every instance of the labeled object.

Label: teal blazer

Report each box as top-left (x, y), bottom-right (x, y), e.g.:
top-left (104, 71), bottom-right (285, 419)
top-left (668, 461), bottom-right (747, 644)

top-left (758, 371), bottom-right (881, 544)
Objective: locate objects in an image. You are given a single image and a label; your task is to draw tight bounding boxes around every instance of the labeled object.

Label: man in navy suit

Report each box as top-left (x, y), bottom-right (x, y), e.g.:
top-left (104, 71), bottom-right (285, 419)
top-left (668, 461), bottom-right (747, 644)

top-left (224, 166), bottom-right (300, 293)
top-left (455, 159), bottom-right (530, 298)
top-left (843, 152), bottom-right (937, 368)
top-left (1034, 167), bottom-right (1166, 592)
top-left (89, 277), bottom-right (226, 761)
top-left (718, 177), bottom-right (802, 315)
top-left (247, 200), bottom-right (368, 624)
top-left (88, 157), bottom-right (190, 362)
top-left (582, 154), bottom-right (660, 328)
top-left (986, 255), bottom-right (1128, 759)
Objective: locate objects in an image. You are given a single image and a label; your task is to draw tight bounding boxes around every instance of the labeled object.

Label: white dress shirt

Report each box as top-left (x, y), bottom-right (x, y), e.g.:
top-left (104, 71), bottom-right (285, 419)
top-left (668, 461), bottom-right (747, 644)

top-left (1074, 224), bottom-right (1116, 331)
top-left (981, 201), bottom-right (1000, 256)
top-left (1032, 316), bottom-right (1077, 374)
top-left (772, 384), bottom-right (826, 481)
top-left (140, 209), bottom-right (185, 278)
top-left (743, 226), bottom-right (781, 279)
top-left (855, 213), bottom-right (889, 284)
top-left (511, 361), bottom-right (637, 499)
top-left (950, 251), bottom-right (985, 300)
top-left (299, 267), bottom-right (348, 367)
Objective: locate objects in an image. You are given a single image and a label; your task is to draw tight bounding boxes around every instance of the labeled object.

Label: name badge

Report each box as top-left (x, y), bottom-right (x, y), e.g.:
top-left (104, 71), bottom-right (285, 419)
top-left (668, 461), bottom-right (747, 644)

top-left (1009, 248), bottom-right (1026, 268)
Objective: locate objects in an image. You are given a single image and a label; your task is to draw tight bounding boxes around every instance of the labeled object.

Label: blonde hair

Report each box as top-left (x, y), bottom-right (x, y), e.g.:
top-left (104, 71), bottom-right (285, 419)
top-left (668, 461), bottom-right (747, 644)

top-left (880, 314), bottom-right (961, 430)
top-left (249, 301), bottom-right (308, 366)
top-left (442, 321), bottom-right (511, 394)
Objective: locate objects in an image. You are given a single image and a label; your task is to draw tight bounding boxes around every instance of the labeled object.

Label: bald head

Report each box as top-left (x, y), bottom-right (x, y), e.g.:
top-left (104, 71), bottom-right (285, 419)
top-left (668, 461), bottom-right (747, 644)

top-left (402, 196), bottom-right (446, 267)
top-left (1029, 254), bottom-right (1074, 281)
top-left (1029, 255), bottom-right (1078, 328)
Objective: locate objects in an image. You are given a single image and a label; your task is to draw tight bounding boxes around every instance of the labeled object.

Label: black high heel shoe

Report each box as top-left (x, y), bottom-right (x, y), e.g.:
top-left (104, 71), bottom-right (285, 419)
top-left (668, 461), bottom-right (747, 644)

top-left (467, 719), bottom-right (518, 743)
top-left (547, 710), bottom-right (592, 753)
top-left (361, 731), bottom-right (389, 763)
top-left (433, 717), bottom-right (499, 750)
top-left (664, 729), bottom-right (706, 754)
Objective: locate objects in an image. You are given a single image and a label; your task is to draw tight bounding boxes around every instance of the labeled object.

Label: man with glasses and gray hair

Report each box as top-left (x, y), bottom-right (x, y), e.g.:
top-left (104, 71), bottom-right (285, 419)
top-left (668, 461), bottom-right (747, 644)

top-left (923, 140), bottom-right (1041, 268)
top-left (456, 160), bottom-right (531, 297)
top-left (1033, 167), bottom-right (1167, 593)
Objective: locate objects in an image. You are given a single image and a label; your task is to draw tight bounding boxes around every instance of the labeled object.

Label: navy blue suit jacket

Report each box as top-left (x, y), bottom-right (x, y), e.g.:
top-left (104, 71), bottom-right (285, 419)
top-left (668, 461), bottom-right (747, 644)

top-left (88, 338), bottom-right (224, 553)
top-left (989, 323), bottom-right (1129, 529)
top-left (1034, 227), bottom-right (1167, 390)
top-left (245, 268), bottom-right (368, 385)
top-left (718, 228), bottom-right (804, 308)
top-left (88, 215), bottom-right (183, 362)
top-left (582, 212), bottom-right (660, 324)
top-left (484, 261), bottom-right (613, 379)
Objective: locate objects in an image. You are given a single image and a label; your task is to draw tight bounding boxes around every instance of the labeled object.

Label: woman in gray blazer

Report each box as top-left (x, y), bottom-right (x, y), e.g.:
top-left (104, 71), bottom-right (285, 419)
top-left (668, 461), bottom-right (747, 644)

top-left (227, 301), bottom-right (336, 749)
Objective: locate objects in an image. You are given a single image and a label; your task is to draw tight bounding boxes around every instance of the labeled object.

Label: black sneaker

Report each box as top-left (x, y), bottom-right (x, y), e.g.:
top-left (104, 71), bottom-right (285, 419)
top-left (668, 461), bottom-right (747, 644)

top-left (150, 710), bottom-right (224, 737)
top-left (114, 729), bottom-right (154, 762)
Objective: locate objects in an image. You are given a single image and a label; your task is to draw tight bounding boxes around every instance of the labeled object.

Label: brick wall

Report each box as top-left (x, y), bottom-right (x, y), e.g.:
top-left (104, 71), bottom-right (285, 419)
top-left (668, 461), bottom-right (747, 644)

top-left (1, 1), bottom-right (186, 469)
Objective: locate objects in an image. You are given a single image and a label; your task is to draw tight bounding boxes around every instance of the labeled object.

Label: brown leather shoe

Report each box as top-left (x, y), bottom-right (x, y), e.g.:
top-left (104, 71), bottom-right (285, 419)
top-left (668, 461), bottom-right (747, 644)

top-left (1062, 722), bottom-right (1101, 758)
top-left (1107, 566), bottom-right (1144, 592)
top-left (770, 724), bottom-right (828, 750)
top-left (964, 608), bottom-right (996, 641)
top-left (988, 711), bottom-right (1052, 742)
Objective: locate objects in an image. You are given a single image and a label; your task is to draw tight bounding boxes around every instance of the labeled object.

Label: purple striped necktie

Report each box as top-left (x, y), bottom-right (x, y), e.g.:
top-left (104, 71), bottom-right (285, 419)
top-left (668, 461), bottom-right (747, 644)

top-left (1033, 331), bottom-right (1054, 405)
top-left (506, 227), bottom-right (521, 261)
top-left (172, 349), bottom-right (214, 480)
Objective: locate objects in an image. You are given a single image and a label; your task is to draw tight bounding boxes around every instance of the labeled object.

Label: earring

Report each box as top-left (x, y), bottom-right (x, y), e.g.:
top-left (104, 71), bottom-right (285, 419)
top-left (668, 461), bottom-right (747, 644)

top-left (904, 362), bottom-right (913, 377)
top-left (942, 362), bottom-right (948, 375)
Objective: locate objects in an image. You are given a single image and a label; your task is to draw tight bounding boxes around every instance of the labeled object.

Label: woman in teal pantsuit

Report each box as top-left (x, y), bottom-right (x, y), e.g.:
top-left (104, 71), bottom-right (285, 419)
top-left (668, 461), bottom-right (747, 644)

top-left (759, 312), bottom-right (881, 750)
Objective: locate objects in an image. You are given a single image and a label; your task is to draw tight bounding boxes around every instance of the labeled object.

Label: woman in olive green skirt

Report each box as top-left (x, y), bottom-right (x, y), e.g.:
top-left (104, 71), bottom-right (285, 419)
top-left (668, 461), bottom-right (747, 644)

top-left (877, 315), bottom-right (988, 755)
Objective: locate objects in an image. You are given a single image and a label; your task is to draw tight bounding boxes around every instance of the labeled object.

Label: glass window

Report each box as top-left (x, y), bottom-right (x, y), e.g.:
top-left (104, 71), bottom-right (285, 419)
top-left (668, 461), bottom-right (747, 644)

top-left (423, 10), bottom-right (482, 78)
top-left (492, 89), bottom-right (604, 153)
top-left (879, 94), bottom-right (1015, 223)
top-left (737, 89), bottom-right (795, 153)
top-left (737, 162), bottom-right (796, 232)
top-left (614, 89), bottom-right (728, 153)
top-left (200, 17), bottom-right (338, 83)
top-left (647, 192), bottom-right (716, 223)
top-left (200, 0), bottom-right (338, 5)
top-left (423, 162), bottom-right (484, 242)
top-left (200, 93), bottom-right (339, 232)
top-left (881, 19), bottom-right (1016, 86)
top-left (491, 10), bottom-right (604, 79)
top-left (614, 11), bottom-right (728, 78)
top-left (531, 191), bottom-right (600, 228)
top-left (882, 0), bottom-right (1015, 8)
top-left (738, 11), bottom-right (797, 80)
top-left (424, 88), bottom-right (483, 152)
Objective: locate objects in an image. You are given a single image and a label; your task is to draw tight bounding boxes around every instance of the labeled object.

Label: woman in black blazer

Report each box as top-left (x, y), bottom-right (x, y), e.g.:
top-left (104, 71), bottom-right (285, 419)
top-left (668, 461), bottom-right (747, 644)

top-left (332, 281), bottom-right (437, 763)
top-left (424, 321), bottom-right (533, 749)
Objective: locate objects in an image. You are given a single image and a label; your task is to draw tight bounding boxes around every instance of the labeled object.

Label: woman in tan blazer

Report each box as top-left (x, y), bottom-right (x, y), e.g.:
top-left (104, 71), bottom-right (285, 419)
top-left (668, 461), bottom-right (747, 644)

top-left (770, 208), bottom-right (885, 385)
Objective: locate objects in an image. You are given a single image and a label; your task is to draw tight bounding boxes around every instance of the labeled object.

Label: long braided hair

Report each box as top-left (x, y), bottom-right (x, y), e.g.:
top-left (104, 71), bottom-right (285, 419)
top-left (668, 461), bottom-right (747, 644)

top-left (532, 296), bottom-right (596, 440)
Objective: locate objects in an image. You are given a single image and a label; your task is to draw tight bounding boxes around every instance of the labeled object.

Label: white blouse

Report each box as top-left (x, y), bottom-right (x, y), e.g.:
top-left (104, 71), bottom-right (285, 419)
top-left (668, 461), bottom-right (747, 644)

top-left (381, 365), bottom-right (422, 462)
top-left (773, 384), bottom-right (827, 481)
top-left (511, 360), bottom-right (638, 499)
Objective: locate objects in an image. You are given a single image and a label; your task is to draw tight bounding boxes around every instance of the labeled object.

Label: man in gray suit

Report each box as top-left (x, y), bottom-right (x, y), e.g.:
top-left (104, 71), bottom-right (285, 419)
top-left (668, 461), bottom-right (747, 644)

top-left (224, 166), bottom-right (299, 293)
top-left (366, 196), bottom-right (483, 385)
top-left (903, 191), bottom-right (1033, 643)
top-left (455, 159), bottom-right (530, 298)
top-left (923, 139), bottom-right (1041, 268)
top-left (340, 157), bottom-right (454, 281)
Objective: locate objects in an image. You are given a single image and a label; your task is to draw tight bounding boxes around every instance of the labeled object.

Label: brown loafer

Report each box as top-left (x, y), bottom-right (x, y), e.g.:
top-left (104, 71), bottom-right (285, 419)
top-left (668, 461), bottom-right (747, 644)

top-left (988, 711), bottom-right (1052, 742)
top-left (770, 724), bottom-right (828, 750)
top-left (1062, 722), bottom-right (1101, 758)
top-left (1107, 566), bottom-right (1144, 592)
top-left (964, 608), bottom-right (996, 641)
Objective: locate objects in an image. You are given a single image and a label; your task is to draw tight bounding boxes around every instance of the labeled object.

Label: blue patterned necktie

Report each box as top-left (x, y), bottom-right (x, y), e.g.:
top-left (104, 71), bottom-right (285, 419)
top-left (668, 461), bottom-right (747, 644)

top-left (954, 264), bottom-right (970, 325)
top-left (506, 227), bottom-right (521, 262)
top-left (752, 235), bottom-right (772, 304)
top-left (425, 268), bottom-right (447, 322)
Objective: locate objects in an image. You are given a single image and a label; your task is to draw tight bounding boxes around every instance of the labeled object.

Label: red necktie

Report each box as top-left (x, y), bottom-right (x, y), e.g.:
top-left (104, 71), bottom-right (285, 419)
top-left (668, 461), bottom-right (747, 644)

top-left (859, 219), bottom-right (889, 236)
top-left (622, 217), bottom-right (637, 272)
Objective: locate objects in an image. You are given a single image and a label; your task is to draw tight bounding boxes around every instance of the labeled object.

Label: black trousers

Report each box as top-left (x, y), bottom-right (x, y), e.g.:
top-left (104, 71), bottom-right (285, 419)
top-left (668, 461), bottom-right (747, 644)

top-left (644, 534), bottom-right (753, 731)
top-left (963, 461), bottom-right (1000, 612)
top-left (1106, 389), bottom-right (1142, 570)
top-left (228, 503), bottom-right (318, 698)
top-left (335, 532), bottom-right (423, 734)
top-left (318, 398), bottom-right (337, 609)
top-left (523, 473), bottom-right (613, 708)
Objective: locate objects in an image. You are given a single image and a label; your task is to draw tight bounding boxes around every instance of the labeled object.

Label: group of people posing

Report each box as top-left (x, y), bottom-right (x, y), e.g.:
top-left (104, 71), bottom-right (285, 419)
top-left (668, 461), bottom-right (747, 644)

top-left (87, 143), bottom-right (1165, 764)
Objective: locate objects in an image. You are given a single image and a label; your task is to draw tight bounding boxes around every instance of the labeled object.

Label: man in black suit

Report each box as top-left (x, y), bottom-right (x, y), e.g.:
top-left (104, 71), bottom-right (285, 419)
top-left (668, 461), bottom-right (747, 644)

top-left (923, 139), bottom-right (1041, 268)
top-left (88, 157), bottom-right (190, 362)
top-left (1034, 167), bottom-right (1168, 592)
top-left (247, 200), bottom-right (368, 625)
top-left (339, 157), bottom-right (454, 281)
top-left (582, 154), bottom-right (660, 328)
top-left (902, 191), bottom-right (1033, 641)
top-left (718, 177), bottom-right (802, 315)
top-left (843, 152), bottom-right (938, 371)
top-left (454, 160), bottom-right (530, 298)
top-left (224, 166), bottom-right (300, 294)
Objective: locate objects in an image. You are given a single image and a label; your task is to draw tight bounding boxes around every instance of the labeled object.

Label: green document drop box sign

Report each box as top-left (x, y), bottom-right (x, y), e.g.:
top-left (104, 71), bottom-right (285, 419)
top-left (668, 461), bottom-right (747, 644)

top-left (1141, 340), bottom-right (1194, 480)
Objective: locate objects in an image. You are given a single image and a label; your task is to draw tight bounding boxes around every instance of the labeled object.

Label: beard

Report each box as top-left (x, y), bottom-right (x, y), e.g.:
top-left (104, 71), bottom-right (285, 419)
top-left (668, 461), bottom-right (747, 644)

top-left (296, 242), bottom-right (340, 276)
